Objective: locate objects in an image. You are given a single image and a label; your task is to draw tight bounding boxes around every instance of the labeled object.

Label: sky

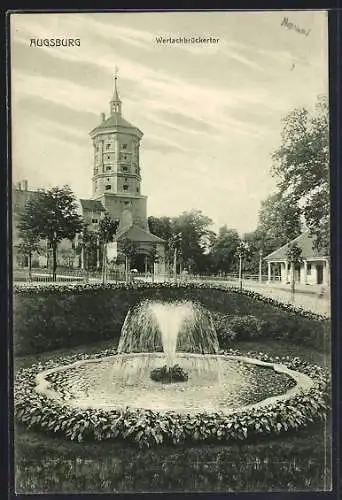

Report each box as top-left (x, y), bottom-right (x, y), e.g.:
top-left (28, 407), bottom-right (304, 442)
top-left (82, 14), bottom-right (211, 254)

top-left (10, 11), bottom-right (328, 235)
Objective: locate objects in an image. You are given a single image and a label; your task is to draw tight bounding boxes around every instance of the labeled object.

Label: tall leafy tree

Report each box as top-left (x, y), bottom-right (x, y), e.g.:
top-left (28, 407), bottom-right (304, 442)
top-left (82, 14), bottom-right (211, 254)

top-left (210, 226), bottom-right (240, 274)
top-left (16, 230), bottom-right (42, 280)
top-left (172, 210), bottom-right (214, 273)
top-left (120, 238), bottom-right (138, 283)
top-left (97, 213), bottom-right (119, 283)
top-left (17, 186), bottom-right (83, 281)
top-left (286, 242), bottom-right (303, 296)
top-left (147, 243), bottom-right (160, 283)
top-left (148, 216), bottom-right (173, 241)
top-left (148, 216), bottom-right (174, 269)
top-left (148, 211), bottom-right (213, 273)
top-left (243, 230), bottom-right (266, 275)
top-left (271, 95), bottom-right (329, 254)
top-left (78, 224), bottom-right (99, 278)
top-left (257, 192), bottom-right (302, 251)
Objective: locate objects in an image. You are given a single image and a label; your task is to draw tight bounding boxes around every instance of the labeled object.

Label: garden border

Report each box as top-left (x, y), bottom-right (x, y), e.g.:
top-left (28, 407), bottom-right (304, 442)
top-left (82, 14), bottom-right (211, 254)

top-left (13, 281), bottom-right (329, 321)
top-left (14, 348), bottom-right (330, 448)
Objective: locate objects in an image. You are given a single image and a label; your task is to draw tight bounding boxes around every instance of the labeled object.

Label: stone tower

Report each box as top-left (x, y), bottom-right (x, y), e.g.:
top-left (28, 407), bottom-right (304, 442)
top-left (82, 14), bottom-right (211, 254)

top-left (90, 71), bottom-right (148, 230)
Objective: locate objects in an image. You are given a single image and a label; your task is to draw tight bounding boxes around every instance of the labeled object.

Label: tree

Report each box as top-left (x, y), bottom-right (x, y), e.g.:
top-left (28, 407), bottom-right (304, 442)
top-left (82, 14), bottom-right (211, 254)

top-left (148, 216), bottom-right (174, 269)
top-left (149, 211), bottom-right (213, 274)
top-left (97, 213), bottom-right (119, 283)
top-left (16, 230), bottom-right (42, 280)
top-left (17, 186), bottom-right (83, 281)
top-left (147, 243), bottom-right (160, 283)
top-left (236, 240), bottom-right (251, 289)
top-left (210, 226), bottom-right (240, 274)
top-left (148, 216), bottom-right (173, 241)
top-left (272, 95), bottom-right (329, 254)
top-left (242, 230), bottom-right (266, 275)
top-left (78, 224), bottom-right (99, 280)
top-left (286, 242), bottom-right (303, 297)
top-left (257, 192), bottom-right (302, 251)
top-left (172, 210), bottom-right (214, 273)
top-left (120, 238), bottom-right (138, 283)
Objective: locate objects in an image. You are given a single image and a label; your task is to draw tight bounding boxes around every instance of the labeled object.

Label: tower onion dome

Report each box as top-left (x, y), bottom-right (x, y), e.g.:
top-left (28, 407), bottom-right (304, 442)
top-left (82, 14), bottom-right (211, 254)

top-left (90, 68), bottom-right (143, 138)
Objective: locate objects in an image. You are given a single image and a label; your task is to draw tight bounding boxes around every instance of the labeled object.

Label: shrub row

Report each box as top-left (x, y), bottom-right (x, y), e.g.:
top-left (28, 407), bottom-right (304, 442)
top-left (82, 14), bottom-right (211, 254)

top-left (13, 282), bottom-right (330, 356)
top-left (12, 281), bottom-right (329, 320)
top-left (14, 349), bottom-right (330, 448)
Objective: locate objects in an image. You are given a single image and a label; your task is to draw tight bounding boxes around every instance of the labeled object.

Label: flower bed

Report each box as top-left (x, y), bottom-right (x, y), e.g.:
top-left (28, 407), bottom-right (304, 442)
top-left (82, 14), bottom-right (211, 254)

top-left (13, 282), bottom-right (330, 356)
top-left (14, 349), bottom-right (330, 449)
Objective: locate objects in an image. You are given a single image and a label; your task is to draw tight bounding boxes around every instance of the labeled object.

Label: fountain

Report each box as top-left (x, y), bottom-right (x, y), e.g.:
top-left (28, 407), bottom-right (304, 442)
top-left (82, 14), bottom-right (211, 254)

top-left (15, 293), bottom-right (326, 447)
top-left (117, 300), bottom-right (220, 383)
top-left (31, 299), bottom-right (310, 416)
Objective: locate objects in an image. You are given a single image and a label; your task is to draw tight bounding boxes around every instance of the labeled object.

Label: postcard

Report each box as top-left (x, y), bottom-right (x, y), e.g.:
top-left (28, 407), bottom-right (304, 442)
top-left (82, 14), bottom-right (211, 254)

top-left (10, 10), bottom-right (331, 494)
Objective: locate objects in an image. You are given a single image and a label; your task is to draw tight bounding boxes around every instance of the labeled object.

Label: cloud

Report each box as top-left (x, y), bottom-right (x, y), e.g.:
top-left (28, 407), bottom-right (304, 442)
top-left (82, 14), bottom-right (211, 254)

top-left (10, 11), bottom-right (328, 234)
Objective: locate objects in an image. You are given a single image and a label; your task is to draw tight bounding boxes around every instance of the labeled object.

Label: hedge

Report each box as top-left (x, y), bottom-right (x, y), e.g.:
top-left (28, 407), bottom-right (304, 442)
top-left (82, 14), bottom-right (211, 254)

top-left (13, 282), bottom-right (330, 356)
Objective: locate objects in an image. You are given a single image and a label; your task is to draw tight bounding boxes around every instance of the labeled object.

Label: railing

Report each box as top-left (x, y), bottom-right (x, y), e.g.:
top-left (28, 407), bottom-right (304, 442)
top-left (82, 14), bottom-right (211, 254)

top-left (184, 274), bottom-right (281, 283)
top-left (13, 268), bottom-right (282, 284)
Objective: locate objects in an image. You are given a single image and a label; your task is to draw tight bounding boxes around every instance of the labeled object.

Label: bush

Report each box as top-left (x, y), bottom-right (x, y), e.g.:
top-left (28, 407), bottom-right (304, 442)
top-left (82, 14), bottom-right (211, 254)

top-left (227, 315), bottom-right (263, 341)
top-left (13, 282), bottom-right (330, 356)
top-left (210, 312), bottom-right (237, 344)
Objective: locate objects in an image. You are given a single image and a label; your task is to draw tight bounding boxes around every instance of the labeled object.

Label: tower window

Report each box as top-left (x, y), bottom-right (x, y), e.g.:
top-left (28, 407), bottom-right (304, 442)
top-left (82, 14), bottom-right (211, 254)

top-left (92, 218), bottom-right (98, 223)
top-left (123, 184), bottom-right (128, 191)
top-left (105, 185), bottom-right (111, 190)
top-left (107, 155), bottom-right (110, 160)
top-left (136, 188), bottom-right (139, 193)
top-left (124, 177), bottom-right (128, 181)
top-left (122, 144), bottom-right (127, 150)
top-left (106, 144), bottom-right (110, 150)
top-left (106, 166), bottom-right (111, 171)
top-left (122, 166), bottom-right (128, 172)
top-left (124, 201), bottom-right (129, 205)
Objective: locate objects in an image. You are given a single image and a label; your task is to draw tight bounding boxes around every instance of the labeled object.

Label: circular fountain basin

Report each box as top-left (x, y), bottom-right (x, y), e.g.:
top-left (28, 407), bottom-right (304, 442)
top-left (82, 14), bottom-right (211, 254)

top-left (35, 353), bottom-right (313, 416)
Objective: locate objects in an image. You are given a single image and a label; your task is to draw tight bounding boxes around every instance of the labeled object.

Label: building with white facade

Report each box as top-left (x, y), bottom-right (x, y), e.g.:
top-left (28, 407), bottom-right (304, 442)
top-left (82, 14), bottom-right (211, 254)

top-left (264, 231), bottom-right (330, 286)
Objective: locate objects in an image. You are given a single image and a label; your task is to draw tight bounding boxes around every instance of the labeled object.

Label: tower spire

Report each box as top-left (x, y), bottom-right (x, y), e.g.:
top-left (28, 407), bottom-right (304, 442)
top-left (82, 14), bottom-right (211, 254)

top-left (110, 66), bottom-right (122, 116)
top-left (114, 65), bottom-right (120, 100)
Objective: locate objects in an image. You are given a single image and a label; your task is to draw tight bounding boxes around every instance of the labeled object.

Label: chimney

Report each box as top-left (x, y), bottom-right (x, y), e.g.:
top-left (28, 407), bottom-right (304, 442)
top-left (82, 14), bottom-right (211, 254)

top-left (101, 112), bottom-right (106, 122)
top-left (17, 182), bottom-right (21, 190)
top-left (22, 180), bottom-right (28, 191)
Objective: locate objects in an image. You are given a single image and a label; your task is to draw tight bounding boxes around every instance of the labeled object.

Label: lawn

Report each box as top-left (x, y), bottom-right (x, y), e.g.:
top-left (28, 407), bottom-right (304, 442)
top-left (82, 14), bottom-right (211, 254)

top-left (14, 338), bottom-right (331, 493)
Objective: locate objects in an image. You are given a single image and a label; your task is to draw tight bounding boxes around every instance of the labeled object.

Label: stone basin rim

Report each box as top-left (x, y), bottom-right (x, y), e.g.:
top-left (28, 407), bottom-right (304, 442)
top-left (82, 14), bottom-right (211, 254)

top-left (34, 353), bottom-right (315, 415)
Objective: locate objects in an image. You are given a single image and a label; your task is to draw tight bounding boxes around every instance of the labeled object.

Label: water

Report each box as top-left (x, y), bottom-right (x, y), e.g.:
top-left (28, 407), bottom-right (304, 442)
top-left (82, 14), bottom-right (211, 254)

top-left (45, 354), bottom-right (297, 414)
top-left (38, 299), bottom-right (300, 415)
top-left (117, 300), bottom-right (220, 382)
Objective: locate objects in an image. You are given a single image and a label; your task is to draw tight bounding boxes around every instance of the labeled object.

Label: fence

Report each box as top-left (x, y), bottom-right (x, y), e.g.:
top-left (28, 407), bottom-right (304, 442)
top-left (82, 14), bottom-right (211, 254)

top-left (13, 267), bottom-right (281, 284)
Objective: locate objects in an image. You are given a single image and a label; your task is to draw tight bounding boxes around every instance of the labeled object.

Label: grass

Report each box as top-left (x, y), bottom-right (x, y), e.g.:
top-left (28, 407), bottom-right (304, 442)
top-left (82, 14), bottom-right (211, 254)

top-left (14, 338), bottom-right (332, 493)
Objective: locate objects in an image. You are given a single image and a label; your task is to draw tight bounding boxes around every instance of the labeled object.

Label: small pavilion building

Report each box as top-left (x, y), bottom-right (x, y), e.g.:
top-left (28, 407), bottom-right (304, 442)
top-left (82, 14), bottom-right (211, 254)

top-left (264, 231), bottom-right (330, 286)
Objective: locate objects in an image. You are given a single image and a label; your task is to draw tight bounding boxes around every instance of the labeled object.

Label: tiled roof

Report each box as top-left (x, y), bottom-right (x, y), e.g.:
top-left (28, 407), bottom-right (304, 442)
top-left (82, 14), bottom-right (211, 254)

top-left (79, 199), bottom-right (105, 212)
top-left (264, 231), bottom-right (327, 261)
top-left (113, 224), bottom-right (165, 243)
top-left (90, 115), bottom-right (142, 135)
